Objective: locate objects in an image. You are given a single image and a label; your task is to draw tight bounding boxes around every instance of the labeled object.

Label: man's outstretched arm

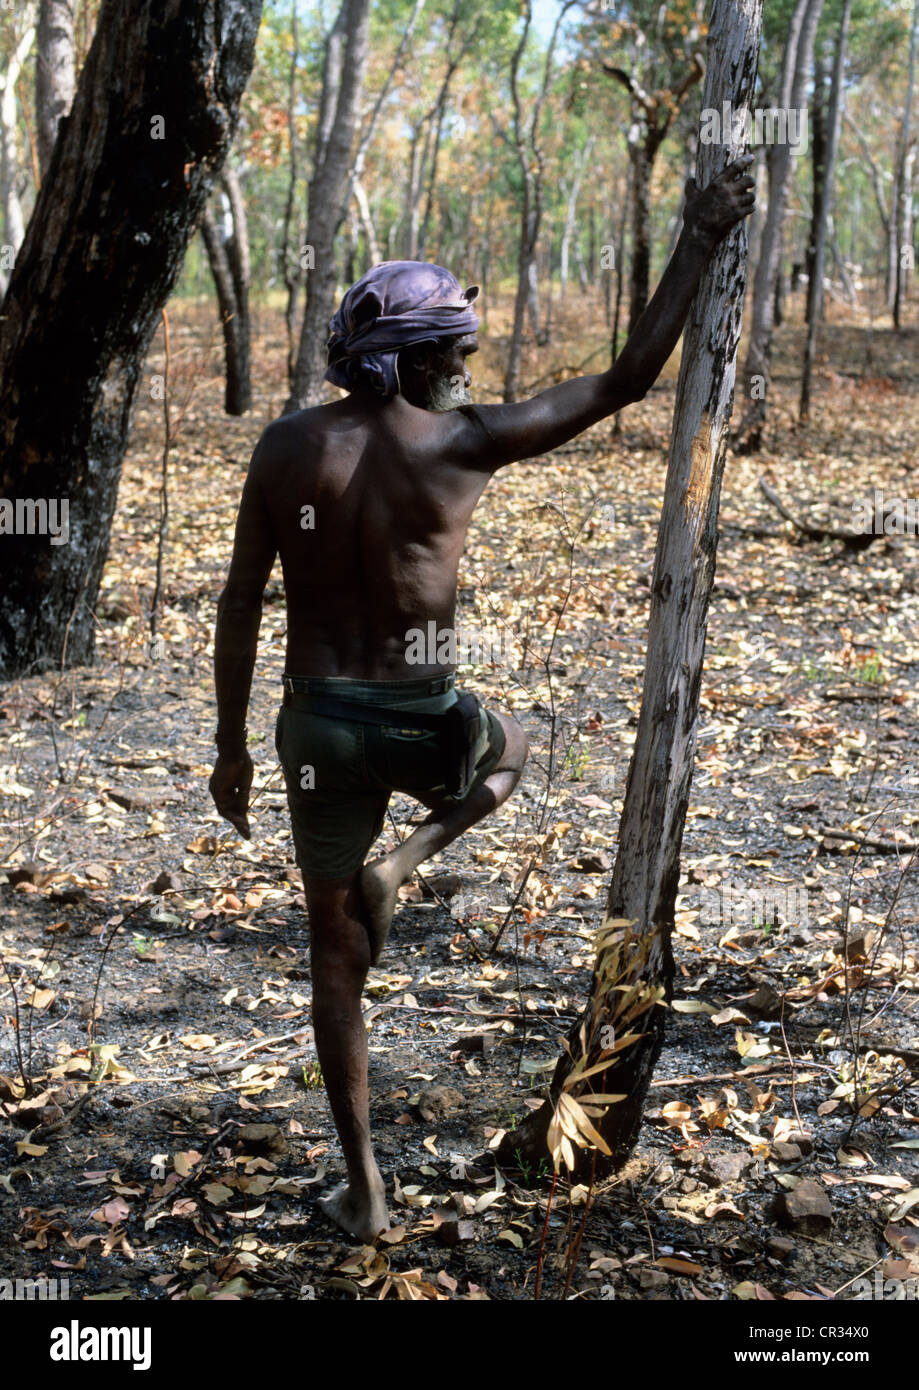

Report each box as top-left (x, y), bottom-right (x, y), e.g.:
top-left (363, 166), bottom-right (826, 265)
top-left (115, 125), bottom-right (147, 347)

top-left (210, 437), bottom-right (278, 838)
top-left (453, 155), bottom-right (755, 469)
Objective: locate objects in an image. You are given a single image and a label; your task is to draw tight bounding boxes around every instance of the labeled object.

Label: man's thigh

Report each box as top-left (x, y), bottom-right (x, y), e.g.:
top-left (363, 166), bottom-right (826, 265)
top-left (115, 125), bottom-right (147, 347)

top-left (276, 705), bottom-right (390, 879)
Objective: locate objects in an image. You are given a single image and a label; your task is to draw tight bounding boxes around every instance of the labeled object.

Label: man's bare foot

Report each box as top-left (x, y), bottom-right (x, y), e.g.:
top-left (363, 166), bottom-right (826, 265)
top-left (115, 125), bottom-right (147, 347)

top-left (319, 1179), bottom-right (390, 1243)
top-left (360, 854), bottom-right (406, 964)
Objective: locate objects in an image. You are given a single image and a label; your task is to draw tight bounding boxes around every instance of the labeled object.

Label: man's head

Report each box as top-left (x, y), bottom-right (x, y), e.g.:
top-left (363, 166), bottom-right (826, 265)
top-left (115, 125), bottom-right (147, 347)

top-left (326, 261), bottom-right (479, 405)
top-left (398, 331), bottom-right (478, 411)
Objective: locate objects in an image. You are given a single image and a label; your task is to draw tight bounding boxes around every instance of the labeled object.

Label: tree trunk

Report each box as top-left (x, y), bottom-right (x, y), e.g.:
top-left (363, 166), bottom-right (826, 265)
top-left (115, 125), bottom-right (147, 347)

top-left (36, 0), bottom-right (75, 181)
top-left (201, 167), bottom-right (252, 416)
top-left (733, 0), bottom-right (823, 453)
top-left (501, 0), bottom-right (763, 1181)
top-left (800, 0), bottom-right (851, 421)
top-left (280, 0), bottom-right (303, 382)
top-left (0, 0), bottom-right (262, 678)
top-left (804, 51), bottom-right (828, 327)
top-left (502, 0), bottom-right (574, 402)
top-left (894, 0), bottom-right (918, 330)
top-left (285, 0), bottom-right (370, 412)
top-left (0, 17), bottom-right (36, 290)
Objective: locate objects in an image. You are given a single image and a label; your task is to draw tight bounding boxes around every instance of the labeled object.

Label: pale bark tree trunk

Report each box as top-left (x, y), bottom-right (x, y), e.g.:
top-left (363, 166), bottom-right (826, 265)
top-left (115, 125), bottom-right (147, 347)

top-left (560, 135), bottom-right (594, 299)
top-left (285, 0), bottom-right (370, 411)
top-left (501, 0), bottom-right (763, 1180)
top-left (843, 110), bottom-right (892, 304)
top-left (0, 0), bottom-right (263, 678)
top-left (503, 0), bottom-right (575, 403)
top-left (733, 0), bottom-right (823, 452)
top-left (0, 16), bottom-right (36, 294)
top-left (893, 0), bottom-right (918, 330)
top-left (801, 0), bottom-right (851, 421)
top-left (345, 0), bottom-right (424, 270)
top-left (36, 0), bottom-right (75, 181)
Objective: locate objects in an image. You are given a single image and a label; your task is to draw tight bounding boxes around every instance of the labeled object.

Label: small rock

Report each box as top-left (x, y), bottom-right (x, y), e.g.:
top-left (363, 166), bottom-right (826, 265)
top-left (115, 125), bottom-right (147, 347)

top-left (742, 983), bottom-right (784, 1020)
top-left (422, 873), bottom-right (463, 900)
top-left (415, 1085), bottom-right (464, 1123)
top-left (639, 1268), bottom-right (670, 1290)
top-left (777, 1179), bottom-right (831, 1233)
top-left (702, 1152), bottom-right (753, 1185)
top-left (236, 1124), bottom-right (288, 1156)
top-left (568, 851), bottom-right (612, 874)
top-left (147, 870), bottom-right (184, 895)
top-left (451, 1031), bottom-right (497, 1057)
top-left (771, 1141), bottom-right (803, 1162)
top-left (680, 1177), bottom-right (699, 1194)
top-left (767, 1236), bottom-right (795, 1261)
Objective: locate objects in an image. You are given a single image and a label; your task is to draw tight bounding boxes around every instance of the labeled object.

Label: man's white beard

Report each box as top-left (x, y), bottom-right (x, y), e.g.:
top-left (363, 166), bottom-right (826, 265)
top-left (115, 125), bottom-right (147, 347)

top-left (424, 373), bottom-right (472, 412)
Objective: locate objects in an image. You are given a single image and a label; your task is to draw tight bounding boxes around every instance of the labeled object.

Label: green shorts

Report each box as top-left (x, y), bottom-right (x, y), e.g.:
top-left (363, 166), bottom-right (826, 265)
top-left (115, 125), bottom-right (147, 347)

top-left (274, 674), bottom-right (507, 880)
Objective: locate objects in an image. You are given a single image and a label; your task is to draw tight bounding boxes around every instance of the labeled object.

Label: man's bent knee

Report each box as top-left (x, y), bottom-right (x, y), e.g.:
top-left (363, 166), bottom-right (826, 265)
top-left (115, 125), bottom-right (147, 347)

top-left (495, 712), bottom-right (528, 775)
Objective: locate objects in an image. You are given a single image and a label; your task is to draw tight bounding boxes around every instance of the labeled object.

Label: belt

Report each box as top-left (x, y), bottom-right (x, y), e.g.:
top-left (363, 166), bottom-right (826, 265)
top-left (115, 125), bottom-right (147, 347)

top-left (282, 672), bottom-right (455, 698)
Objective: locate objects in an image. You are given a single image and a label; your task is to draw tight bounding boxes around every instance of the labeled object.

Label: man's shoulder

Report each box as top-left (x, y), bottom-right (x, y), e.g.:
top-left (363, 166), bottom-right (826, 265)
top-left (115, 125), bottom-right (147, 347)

top-left (249, 407), bottom-right (329, 473)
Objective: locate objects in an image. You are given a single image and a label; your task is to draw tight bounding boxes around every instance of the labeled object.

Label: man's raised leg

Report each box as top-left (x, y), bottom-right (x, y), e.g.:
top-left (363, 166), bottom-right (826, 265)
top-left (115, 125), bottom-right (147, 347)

top-left (360, 711), bottom-right (528, 962)
top-left (306, 873), bottom-right (390, 1242)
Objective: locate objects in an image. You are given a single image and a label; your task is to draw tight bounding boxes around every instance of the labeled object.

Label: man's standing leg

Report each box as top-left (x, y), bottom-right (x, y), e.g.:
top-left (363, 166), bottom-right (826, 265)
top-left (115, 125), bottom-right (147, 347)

top-left (306, 872), bottom-right (390, 1241)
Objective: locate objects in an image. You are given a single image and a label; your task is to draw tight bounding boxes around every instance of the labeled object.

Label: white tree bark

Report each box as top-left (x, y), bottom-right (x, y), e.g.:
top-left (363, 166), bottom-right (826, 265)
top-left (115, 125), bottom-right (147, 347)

top-left (0, 16), bottom-right (37, 295)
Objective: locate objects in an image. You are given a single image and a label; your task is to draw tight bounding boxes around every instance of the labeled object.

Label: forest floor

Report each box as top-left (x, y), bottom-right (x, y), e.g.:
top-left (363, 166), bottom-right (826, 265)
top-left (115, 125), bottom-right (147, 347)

top-left (1, 297), bottom-right (918, 1303)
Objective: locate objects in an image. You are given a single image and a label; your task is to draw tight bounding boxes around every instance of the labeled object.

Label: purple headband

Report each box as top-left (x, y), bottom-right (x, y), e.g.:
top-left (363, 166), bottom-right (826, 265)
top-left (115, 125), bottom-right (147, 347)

top-left (325, 260), bottom-right (480, 398)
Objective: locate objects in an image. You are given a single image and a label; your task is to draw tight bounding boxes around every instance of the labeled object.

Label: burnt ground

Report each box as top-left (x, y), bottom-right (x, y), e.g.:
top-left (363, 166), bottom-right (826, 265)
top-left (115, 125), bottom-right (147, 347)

top-left (1, 303), bottom-right (918, 1303)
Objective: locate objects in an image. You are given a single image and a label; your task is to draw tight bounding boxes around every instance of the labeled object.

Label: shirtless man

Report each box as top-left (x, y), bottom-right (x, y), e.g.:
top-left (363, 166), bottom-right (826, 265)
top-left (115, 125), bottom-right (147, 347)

top-left (209, 157), bottom-right (755, 1242)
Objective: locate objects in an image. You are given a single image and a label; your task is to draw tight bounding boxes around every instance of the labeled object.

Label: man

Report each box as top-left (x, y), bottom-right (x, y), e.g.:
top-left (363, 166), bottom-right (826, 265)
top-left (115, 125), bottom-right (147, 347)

top-left (209, 157), bottom-right (755, 1242)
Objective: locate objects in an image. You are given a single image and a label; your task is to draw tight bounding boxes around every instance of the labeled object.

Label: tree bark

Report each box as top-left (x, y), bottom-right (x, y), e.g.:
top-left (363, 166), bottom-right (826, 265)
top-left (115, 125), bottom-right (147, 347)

top-left (604, 55), bottom-right (704, 335)
top-left (503, 0), bottom-right (574, 402)
top-left (285, 0), bottom-right (371, 411)
top-left (800, 0), bottom-right (851, 422)
top-left (804, 50), bottom-right (828, 327)
top-left (200, 164), bottom-right (252, 415)
top-left (0, 16), bottom-right (36, 291)
top-left (36, 0), bottom-right (75, 181)
top-left (733, 0), bottom-right (823, 453)
top-left (501, 0), bottom-right (763, 1180)
top-left (0, 0), bottom-right (263, 678)
top-left (893, 0), bottom-right (918, 330)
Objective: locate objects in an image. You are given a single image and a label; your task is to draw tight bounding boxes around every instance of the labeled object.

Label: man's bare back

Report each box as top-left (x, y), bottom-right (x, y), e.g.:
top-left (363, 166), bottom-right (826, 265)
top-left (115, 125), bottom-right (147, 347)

top-left (256, 388), bottom-right (493, 681)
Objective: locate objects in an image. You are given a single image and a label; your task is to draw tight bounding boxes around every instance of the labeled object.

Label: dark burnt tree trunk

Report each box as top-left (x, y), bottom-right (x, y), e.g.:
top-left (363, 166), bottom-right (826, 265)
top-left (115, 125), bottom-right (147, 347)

top-left (36, 0), bottom-right (75, 181)
top-left (201, 165), bottom-right (252, 415)
top-left (0, 0), bottom-right (262, 678)
top-left (804, 50), bottom-right (828, 329)
top-left (501, 0), bottom-right (763, 1181)
top-left (603, 55), bottom-right (704, 337)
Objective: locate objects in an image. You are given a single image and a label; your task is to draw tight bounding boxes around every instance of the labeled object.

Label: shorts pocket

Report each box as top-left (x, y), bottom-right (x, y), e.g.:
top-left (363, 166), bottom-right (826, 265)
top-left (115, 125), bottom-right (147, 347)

top-left (377, 725), bottom-right (445, 792)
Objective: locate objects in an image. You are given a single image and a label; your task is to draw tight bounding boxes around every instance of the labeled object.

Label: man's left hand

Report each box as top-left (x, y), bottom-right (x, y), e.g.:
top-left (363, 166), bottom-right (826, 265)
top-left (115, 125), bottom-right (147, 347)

top-left (209, 750), bottom-right (254, 839)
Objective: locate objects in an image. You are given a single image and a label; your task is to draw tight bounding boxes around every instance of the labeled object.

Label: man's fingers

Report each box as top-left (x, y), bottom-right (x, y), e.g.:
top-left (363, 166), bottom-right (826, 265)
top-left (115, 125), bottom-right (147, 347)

top-left (720, 154), bottom-right (755, 181)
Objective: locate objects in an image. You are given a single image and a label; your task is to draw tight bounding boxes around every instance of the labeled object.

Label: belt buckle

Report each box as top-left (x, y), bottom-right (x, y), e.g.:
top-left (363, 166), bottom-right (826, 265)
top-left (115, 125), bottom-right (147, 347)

top-left (430, 675), bottom-right (450, 695)
top-left (283, 674), bottom-right (297, 696)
